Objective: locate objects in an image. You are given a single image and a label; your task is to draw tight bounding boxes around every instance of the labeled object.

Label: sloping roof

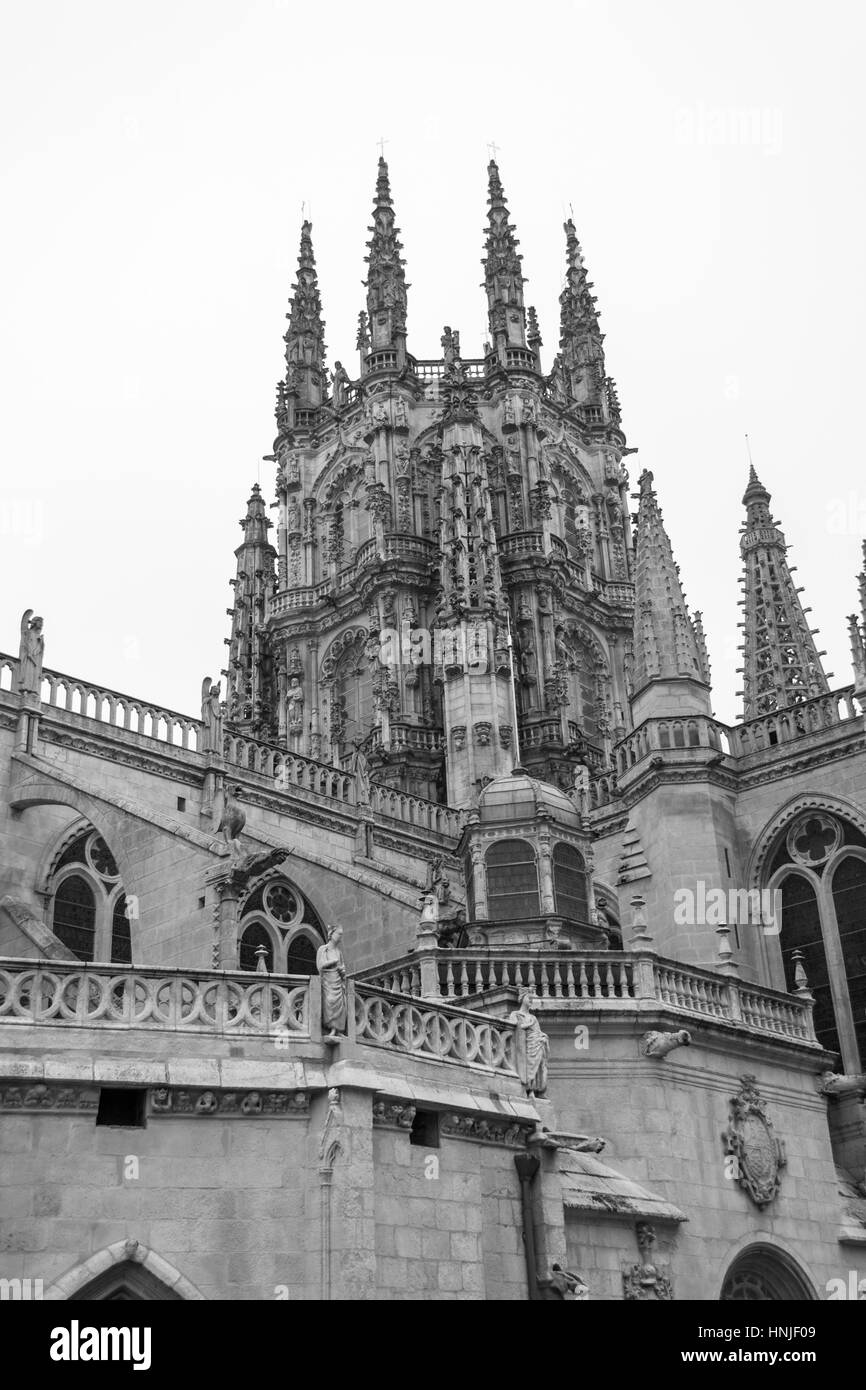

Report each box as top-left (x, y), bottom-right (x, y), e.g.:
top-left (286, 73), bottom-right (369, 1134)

top-left (558, 1149), bottom-right (687, 1223)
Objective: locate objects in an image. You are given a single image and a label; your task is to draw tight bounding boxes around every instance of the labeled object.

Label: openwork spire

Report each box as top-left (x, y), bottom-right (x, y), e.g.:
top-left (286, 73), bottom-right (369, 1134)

top-left (631, 470), bottom-right (711, 706)
top-left (283, 220), bottom-right (327, 408)
top-left (363, 157), bottom-right (408, 364)
top-left (482, 159), bottom-right (527, 361)
top-left (738, 468), bottom-right (830, 720)
top-left (558, 218), bottom-right (607, 410)
top-left (847, 541), bottom-right (866, 696)
top-left (224, 485), bottom-right (277, 738)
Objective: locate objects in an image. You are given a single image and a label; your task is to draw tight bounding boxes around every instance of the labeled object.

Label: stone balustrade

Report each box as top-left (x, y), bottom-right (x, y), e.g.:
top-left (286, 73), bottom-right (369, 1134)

top-left (356, 950), bottom-right (818, 1045)
top-left (370, 784), bottom-right (463, 837)
top-left (35, 664), bottom-right (202, 751)
top-left (352, 982), bottom-right (518, 1076)
top-left (223, 734), bottom-right (356, 804)
top-left (498, 530), bottom-right (546, 560)
top-left (0, 960), bottom-right (311, 1037)
top-left (727, 687), bottom-right (861, 758)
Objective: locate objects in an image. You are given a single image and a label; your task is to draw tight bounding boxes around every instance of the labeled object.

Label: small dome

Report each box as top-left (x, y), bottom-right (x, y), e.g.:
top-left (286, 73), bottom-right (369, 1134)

top-left (477, 767), bottom-right (580, 827)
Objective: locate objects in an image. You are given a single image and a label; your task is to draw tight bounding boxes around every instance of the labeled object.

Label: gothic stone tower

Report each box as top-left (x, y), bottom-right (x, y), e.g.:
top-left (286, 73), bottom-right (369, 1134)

top-left (228, 158), bottom-right (636, 811)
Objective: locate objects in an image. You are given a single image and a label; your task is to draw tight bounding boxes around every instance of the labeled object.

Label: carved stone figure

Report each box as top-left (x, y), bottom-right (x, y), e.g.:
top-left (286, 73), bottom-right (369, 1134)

top-left (286, 676), bottom-right (304, 734)
top-left (331, 361), bottom-right (350, 412)
top-left (623, 1223), bottom-right (673, 1301)
top-left (17, 610), bottom-right (44, 696)
top-left (509, 991), bottom-right (550, 1096)
top-left (216, 784), bottom-right (246, 858)
top-left (350, 744), bottom-right (372, 806)
top-left (316, 925), bottom-right (348, 1039)
top-left (394, 397), bottom-right (408, 429)
top-left (547, 1264), bottom-right (589, 1301)
top-left (642, 1029), bottom-right (691, 1059)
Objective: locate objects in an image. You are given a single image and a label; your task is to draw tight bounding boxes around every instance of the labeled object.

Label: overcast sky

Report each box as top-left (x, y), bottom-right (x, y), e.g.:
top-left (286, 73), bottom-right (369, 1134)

top-left (1, 0), bottom-right (863, 728)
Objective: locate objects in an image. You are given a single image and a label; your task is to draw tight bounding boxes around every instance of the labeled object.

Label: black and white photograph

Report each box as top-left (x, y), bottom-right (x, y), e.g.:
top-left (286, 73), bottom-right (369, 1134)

top-left (0, 0), bottom-right (864, 1354)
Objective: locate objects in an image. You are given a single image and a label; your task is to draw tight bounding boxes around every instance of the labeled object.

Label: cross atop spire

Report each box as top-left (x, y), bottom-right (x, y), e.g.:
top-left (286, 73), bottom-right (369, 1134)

top-left (363, 155), bottom-right (408, 368)
top-left (482, 158), bottom-right (527, 361)
top-left (738, 470), bottom-right (830, 720)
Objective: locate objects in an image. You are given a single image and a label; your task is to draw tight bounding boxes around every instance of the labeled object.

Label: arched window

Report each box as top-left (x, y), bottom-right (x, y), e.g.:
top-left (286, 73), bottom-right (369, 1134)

top-left (286, 934), bottom-right (318, 975)
top-left (831, 856), bottom-right (866, 1065)
top-left (332, 637), bottom-right (374, 755)
top-left (239, 921), bottom-right (274, 973)
top-left (238, 876), bottom-right (324, 973)
top-left (46, 828), bottom-right (132, 964)
top-left (52, 875), bottom-right (96, 962)
top-left (553, 844), bottom-right (589, 922)
top-left (110, 895), bottom-right (133, 966)
top-left (767, 813), bottom-right (866, 1070)
top-left (720, 1246), bottom-right (816, 1301)
top-left (779, 874), bottom-right (838, 1055)
top-left (486, 839), bottom-right (539, 920)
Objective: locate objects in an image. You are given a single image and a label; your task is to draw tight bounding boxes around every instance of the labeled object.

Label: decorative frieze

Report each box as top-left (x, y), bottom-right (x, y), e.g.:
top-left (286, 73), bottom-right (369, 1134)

top-left (0, 1083), bottom-right (99, 1112)
top-left (149, 1087), bottom-right (310, 1118)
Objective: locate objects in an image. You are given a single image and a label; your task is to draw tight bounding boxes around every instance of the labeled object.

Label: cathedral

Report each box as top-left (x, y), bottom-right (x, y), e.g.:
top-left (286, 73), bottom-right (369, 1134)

top-left (1, 156), bottom-right (865, 1302)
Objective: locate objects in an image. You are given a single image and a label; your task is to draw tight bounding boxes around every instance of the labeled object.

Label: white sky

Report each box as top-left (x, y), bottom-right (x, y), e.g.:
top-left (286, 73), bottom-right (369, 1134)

top-left (1, 0), bottom-right (863, 728)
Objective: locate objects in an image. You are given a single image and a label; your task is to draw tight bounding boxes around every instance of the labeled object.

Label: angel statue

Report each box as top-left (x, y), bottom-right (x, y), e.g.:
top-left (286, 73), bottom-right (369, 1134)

top-left (201, 677), bottom-right (224, 754)
top-left (17, 610), bottom-right (45, 696)
top-left (216, 783), bottom-right (246, 859)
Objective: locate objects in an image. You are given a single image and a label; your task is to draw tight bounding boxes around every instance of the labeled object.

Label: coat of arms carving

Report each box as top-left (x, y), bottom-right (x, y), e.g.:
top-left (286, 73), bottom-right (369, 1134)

top-left (722, 1074), bottom-right (787, 1208)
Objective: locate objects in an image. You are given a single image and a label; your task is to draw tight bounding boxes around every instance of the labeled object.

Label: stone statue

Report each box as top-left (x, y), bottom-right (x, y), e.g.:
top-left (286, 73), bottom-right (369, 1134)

top-left (509, 991), bottom-right (550, 1097)
top-left (394, 397), bottom-right (408, 429)
top-left (286, 676), bottom-right (304, 734)
top-left (418, 892), bottom-right (439, 939)
top-left (216, 783), bottom-right (246, 858)
top-left (17, 610), bottom-right (44, 696)
top-left (350, 743), bottom-right (372, 806)
top-left (317, 925), bottom-right (348, 1039)
top-left (201, 677), bottom-right (224, 754)
top-left (331, 361), bottom-right (350, 412)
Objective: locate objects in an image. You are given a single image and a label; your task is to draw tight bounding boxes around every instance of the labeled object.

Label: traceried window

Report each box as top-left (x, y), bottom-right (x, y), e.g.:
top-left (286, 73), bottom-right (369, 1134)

top-left (238, 876), bottom-right (324, 974)
top-left (553, 844), bottom-right (589, 922)
top-left (47, 828), bottom-right (131, 964)
top-left (768, 812), bottom-right (866, 1070)
top-left (486, 839), bottom-right (539, 920)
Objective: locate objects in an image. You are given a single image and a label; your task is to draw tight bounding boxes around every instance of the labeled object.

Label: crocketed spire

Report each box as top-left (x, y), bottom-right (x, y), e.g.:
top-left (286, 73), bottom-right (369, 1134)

top-left (738, 468), bottom-right (829, 720)
top-left (363, 156), bottom-right (408, 366)
top-left (281, 220), bottom-right (327, 410)
top-left (630, 470), bottom-right (711, 721)
top-left (482, 159), bottom-right (527, 362)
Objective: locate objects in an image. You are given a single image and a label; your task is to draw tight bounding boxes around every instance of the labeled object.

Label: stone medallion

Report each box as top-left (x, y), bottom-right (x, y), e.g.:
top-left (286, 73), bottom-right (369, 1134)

top-left (723, 1074), bottom-right (787, 1208)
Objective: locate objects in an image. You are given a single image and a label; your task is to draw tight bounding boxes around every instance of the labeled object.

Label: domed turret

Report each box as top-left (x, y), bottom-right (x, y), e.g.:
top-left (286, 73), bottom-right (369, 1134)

top-left (459, 768), bottom-right (608, 950)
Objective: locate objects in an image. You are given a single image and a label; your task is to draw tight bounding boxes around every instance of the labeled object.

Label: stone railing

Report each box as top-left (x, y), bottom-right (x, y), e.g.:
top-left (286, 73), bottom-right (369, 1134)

top-left (0, 960), bottom-right (311, 1037)
top-left (354, 535), bottom-right (437, 570)
top-left (412, 358), bottom-right (487, 383)
top-left (368, 724), bottom-right (445, 755)
top-left (370, 784), bottom-right (463, 838)
top-left (616, 714), bottom-right (733, 772)
top-left (352, 981), bottom-right (517, 1076)
top-left (356, 950), bottom-right (818, 1045)
top-left (498, 531), bottom-right (545, 560)
top-left (727, 687), bottom-right (862, 759)
top-left (222, 734), bottom-right (356, 804)
top-left (0, 653), bottom-right (17, 693)
top-left (14, 661), bottom-right (204, 752)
